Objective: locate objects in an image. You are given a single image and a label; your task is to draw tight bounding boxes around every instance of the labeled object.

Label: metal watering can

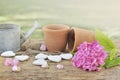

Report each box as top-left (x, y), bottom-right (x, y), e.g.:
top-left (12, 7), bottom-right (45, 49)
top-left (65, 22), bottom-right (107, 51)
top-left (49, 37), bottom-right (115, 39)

top-left (0, 21), bottom-right (40, 52)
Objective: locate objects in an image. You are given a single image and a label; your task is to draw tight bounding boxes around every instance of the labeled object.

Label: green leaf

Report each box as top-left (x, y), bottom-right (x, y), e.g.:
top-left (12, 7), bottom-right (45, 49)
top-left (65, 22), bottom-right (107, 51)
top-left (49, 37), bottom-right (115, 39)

top-left (110, 48), bottom-right (117, 60)
top-left (104, 58), bottom-right (120, 68)
top-left (71, 51), bottom-right (76, 55)
top-left (95, 30), bottom-right (116, 51)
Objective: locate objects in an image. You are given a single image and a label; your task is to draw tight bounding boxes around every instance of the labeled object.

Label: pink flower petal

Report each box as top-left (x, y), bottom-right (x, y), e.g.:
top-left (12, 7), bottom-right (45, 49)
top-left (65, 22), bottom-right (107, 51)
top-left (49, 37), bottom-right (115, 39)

top-left (56, 64), bottom-right (64, 69)
top-left (4, 58), bottom-right (13, 66)
top-left (40, 43), bottom-right (47, 51)
top-left (12, 65), bottom-right (21, 72)
top-left (13, 58), bottom-right (19, 66)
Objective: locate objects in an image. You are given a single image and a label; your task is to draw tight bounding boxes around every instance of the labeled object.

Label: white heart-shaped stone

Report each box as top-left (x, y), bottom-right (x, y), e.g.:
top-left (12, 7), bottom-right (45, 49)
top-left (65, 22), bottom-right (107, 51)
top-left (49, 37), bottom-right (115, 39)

top-left (60, 53), bottom-right (73, 60)
top-left (35, 53), bottom-right (48, 59)
top-left (1, 51), bottom-right (15, 57)
top-left (15, 55), bottom-right (29, 61)
top-left (48, 55), bottom-right (62, 62)
top-left (33, 59), bottom-right (47, 66)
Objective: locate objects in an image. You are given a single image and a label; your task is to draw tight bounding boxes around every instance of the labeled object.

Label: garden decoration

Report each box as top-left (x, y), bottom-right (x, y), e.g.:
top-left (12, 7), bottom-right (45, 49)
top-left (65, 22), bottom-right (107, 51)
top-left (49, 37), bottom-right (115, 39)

top-left (60, 53), bottom-right (73, 59)
top-left (72, 30), bottom-right (120, 71)
top-left (0, 21), bottom-right (40, 52)
top-left (33, 52), bottom-right (72, 68)
top-left (15, 55), bottom-right (29, 61)
top-left (1, 23), bottom-right (120, 73)
top-left (48, 55), bottom-right (62, 62)
top-left (35, 53), bottom-right (48, 59)
top-left (33, 59), bottom-right (48, 66)
top-left (43, 24), bottom-right (69, 52)
top-left (68, 27), bottom-right (95, 52)
top-left (1, 51), bottom-right (15, 57)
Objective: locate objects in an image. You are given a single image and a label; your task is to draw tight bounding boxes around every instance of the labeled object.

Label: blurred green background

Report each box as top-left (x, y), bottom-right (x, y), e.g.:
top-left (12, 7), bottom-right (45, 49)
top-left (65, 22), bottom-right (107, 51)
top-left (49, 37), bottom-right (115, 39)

top-left (0, 0), bottom-right (120, 39)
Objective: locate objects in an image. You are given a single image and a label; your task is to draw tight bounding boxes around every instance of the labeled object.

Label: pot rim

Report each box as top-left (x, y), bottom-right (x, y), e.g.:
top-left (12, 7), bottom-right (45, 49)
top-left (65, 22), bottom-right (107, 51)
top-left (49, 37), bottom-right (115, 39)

top-left (68, 27), bottom-right (94, 52)
top-left (68, 27), bottom-right (78, 52)
top-left (43, 24), bottom-right (69, 32)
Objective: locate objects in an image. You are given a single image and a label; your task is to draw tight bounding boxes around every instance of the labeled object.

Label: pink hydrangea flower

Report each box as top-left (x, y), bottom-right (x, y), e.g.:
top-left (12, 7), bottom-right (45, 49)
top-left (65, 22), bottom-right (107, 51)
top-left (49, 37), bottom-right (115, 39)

top-left (72, 41), bottom-right (107, 71)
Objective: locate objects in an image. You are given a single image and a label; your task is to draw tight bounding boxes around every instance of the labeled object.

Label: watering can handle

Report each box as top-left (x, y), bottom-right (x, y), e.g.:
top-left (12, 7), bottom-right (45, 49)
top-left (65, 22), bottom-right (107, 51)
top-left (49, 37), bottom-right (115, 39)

top-left (20, 21), bottom-right (41, 45)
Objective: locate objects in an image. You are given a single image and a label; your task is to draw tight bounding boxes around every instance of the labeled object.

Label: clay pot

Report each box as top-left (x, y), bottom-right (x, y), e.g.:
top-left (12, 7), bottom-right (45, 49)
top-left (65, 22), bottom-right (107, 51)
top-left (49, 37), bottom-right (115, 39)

top-left (43, 24), bottom-right (69, 52)
top-left (68, 27), bottom-right (96, 52)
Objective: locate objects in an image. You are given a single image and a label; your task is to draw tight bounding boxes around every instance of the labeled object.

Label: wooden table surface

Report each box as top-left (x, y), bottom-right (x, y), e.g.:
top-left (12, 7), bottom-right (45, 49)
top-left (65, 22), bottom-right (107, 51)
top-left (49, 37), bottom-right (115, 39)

top-left (0, 39), bottom-right (120, 80)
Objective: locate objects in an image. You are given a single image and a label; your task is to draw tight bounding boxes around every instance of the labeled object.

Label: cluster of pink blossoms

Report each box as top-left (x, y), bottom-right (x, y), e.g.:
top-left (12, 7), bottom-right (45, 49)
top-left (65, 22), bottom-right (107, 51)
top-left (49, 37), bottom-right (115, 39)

top-left (72, 41), bottom-right (107, 71)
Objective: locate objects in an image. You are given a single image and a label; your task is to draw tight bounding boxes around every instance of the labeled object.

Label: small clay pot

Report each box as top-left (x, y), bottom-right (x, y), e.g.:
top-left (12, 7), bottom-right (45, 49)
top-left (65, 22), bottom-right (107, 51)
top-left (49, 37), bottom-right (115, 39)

top-left (43, 24), bottom-right (69, 52)
top-left (68, 27), bottom-right (96, 52)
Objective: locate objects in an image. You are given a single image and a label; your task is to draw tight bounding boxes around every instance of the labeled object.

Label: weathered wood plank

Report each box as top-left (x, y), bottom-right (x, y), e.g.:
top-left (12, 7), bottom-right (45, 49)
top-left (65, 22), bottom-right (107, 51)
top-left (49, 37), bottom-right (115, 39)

top-left (0, 39), bottom-right (120, 80)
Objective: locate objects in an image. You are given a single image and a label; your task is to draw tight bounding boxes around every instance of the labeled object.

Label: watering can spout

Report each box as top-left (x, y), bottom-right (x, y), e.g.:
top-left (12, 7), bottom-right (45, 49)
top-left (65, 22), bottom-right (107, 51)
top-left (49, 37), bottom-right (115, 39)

top-left (20, 21), bottom-right (41, 45)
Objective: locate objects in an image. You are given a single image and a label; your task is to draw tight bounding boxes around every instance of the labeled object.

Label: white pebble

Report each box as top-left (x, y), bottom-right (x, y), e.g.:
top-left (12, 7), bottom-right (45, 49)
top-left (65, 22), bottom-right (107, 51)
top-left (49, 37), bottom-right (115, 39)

top-left (15, 55), bottom-right (29, 61)
top-left (41, 63), bottom-right (49, 68)
top-left (60, 53), bottom-right (73, 60)
top-left (1, 51), bottom-right (15, 57)
top-left (48, 55), bottom-right (62, 62)
top-left (35, 53), bottom-right (48, 59)
top-left (33, 59), bottom-right (47, 66)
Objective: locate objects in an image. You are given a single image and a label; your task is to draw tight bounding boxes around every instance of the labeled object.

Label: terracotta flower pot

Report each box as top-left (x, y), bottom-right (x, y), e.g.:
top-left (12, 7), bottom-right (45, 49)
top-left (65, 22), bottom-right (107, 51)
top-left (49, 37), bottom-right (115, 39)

top-left (68, 27), bottom-right (96, 52)
top-left (43, 24), bottom-right (69, 52)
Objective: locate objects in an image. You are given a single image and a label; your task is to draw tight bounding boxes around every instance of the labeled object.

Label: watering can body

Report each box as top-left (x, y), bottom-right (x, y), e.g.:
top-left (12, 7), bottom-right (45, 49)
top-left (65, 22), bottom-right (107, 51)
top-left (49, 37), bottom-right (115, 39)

top-left (0, 21), bottom-right (40, 52)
